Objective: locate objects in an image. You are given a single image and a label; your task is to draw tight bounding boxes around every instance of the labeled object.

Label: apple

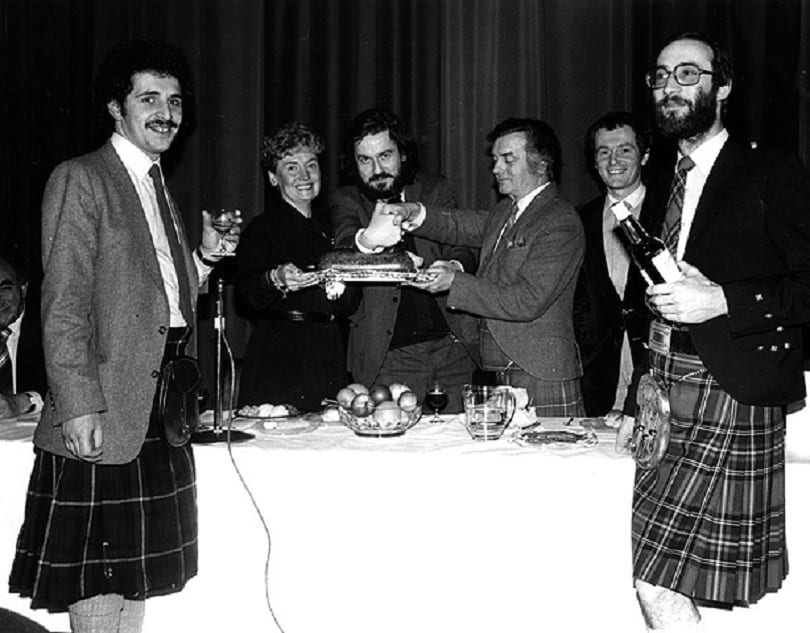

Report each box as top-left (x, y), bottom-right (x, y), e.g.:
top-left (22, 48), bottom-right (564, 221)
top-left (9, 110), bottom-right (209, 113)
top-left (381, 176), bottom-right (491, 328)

top-left (369, 385), bottom-right (393, 404)
top-left (350, 392), bottom-right (374, 418)
top-left (373, 401), bottom-right (401, 428)
top-left (337, 387), bottom-right (357, 408)
top-left (347, 382), bottom-right (369, 395)
top-left (398, 390), bottom-right (418, 412)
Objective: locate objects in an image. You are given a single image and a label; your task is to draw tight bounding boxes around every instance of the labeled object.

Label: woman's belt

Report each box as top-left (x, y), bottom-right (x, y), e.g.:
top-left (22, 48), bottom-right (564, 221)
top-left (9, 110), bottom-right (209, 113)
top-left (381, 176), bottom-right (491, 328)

top-left (264, 310), bottom-right (335, 323)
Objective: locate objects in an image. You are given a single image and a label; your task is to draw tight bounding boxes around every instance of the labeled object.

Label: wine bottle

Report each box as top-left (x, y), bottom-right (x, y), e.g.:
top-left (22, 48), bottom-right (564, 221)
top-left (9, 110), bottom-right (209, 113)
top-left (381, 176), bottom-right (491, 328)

top-left (610, 202), bottom-right (682, 285)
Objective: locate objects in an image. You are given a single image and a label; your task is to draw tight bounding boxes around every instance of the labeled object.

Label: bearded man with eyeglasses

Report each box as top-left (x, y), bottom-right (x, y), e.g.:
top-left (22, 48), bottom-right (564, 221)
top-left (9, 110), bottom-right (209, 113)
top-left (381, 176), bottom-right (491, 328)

top-left (627, 32), bottom-right (810, 632)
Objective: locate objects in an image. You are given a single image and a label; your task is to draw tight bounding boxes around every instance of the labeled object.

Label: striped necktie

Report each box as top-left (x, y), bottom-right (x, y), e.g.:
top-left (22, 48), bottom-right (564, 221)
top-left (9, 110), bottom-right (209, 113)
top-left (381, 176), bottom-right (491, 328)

top-left (148, 164), bottom-right (194, 325)
top-left (661, 155), bottom-right (695, 256)
top-left (0, 327), bottom-right (12, 393)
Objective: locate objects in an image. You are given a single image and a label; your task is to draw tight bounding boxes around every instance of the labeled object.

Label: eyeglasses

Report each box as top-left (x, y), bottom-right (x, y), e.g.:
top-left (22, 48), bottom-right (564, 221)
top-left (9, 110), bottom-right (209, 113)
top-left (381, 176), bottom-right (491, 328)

top-left (645, 63), bottom-right (714, 89)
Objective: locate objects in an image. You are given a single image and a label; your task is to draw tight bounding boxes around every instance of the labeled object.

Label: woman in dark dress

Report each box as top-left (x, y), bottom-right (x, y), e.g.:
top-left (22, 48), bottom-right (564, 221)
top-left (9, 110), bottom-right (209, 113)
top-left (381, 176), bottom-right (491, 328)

top-left (235, 122), bottom-right (357, 411)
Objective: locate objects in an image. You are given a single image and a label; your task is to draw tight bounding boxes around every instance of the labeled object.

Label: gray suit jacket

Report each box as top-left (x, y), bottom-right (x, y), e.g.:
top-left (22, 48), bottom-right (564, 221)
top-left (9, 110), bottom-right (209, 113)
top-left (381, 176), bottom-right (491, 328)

top-left (418, 183), bottom-right (584, 380)
top-left (36, 141), bottom-right (198, 464)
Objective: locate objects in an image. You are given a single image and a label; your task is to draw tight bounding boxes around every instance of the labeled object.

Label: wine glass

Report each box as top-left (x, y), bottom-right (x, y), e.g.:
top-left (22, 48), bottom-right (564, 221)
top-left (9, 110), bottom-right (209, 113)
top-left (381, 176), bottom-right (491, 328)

top-left (209, 208), bottom-right (240, 256)
top-left (425, 382), bottom-right (449, 423)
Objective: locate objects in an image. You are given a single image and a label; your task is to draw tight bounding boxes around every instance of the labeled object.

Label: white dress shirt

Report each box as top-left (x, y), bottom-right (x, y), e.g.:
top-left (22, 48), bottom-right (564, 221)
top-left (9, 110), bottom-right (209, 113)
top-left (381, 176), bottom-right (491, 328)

top-left (675, 128), bottom-right (729, 260)
top-left (111, 133), bottom-right (209, 326)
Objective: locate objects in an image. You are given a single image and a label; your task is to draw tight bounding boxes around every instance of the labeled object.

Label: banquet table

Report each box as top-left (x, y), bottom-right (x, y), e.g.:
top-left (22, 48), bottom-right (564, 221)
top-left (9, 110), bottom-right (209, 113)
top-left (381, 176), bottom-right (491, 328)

top-left (2, 407), bottom-right (809, 633)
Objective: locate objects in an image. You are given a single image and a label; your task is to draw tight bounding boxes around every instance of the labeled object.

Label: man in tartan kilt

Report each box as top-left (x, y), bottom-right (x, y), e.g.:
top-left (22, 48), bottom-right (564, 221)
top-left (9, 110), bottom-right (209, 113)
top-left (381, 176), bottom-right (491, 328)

top-left (8, 40), bottom-right (240, 632)
top-left (627, 32), bottom-right (810, 631)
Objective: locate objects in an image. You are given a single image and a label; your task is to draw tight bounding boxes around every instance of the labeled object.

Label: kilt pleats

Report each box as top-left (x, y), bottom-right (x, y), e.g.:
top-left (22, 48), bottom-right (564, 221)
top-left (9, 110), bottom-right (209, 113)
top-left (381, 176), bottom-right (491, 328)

top-left (9, 430), bottom-right (197, 612)
top-left (632, 350), bottom-right (787, 608)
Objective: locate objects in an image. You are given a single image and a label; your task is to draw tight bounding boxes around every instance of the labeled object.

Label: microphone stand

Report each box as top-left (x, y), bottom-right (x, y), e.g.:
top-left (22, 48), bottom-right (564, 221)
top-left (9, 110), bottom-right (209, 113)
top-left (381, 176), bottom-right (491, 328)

top-left (193, 275), bottom-right (253, 444)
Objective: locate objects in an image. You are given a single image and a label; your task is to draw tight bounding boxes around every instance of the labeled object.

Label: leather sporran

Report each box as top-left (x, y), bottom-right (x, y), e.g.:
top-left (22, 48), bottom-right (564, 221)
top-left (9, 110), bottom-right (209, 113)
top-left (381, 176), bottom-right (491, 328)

top-left (632, 371), bottom-right (672, 469)
top-left (158, 356), bottom-right (201, 447)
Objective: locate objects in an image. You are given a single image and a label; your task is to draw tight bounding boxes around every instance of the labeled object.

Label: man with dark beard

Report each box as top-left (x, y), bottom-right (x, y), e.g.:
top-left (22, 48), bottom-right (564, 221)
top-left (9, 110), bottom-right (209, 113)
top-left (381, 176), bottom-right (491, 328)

top-left (627, 32), bottom-right (810, 631)
top-left (330, 109), bottom-right (477, 412)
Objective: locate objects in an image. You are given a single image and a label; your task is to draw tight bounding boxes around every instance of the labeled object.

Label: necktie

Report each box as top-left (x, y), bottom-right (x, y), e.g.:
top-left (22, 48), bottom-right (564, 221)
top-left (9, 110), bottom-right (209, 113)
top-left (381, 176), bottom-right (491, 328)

top-left (494, 199), bottom-right (519, 252)
top-left (0, 327), bottom-right (12, 393)
top-left (148, 164), bottom-right (194, 325)
top-left (661, 155), bottom-right (695, 256)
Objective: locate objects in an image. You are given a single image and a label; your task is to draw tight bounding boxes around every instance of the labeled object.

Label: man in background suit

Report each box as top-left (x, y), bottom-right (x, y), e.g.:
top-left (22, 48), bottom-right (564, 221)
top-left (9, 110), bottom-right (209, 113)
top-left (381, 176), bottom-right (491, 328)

top-left (0, 256), bottom-right (46, 419)
top-left (9, 39), bottom-right (239, 632)
top-left (630, 32), bottom-right (810, 630)
top-left (574, 112), bottom-right (660, 419)
top-left (378, 118), bottom-right (586, 416)
top-left (330, 109), bottom-right (477, 412)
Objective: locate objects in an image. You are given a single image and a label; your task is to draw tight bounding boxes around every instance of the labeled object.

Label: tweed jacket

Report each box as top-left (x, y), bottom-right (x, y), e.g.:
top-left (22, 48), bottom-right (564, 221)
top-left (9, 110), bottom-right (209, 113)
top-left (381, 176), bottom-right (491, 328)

top-left (36, 141), bottom-right (199, 463)
top-left (330, 172), bottom-right (478, 386)
top-left (417, 183), bottom-right (584, 381)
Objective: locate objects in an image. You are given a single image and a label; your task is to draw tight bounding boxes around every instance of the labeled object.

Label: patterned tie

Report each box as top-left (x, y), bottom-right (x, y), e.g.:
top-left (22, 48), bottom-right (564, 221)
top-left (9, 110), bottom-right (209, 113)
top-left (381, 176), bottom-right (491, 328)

top-left (661, 155), bottom-right (695, 256)
top-left (0, 327), bottom-right (12, 393)
top-left (494, 199), bottom-right (519, 252)
top-left (148, 164), bottom-right (193, 325)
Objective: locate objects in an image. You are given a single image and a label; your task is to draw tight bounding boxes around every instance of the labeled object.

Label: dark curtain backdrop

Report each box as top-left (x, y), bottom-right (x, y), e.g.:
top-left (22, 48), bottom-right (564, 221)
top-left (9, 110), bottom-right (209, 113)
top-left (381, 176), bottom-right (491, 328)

top-left (2, 0), bottom-right (809, 390)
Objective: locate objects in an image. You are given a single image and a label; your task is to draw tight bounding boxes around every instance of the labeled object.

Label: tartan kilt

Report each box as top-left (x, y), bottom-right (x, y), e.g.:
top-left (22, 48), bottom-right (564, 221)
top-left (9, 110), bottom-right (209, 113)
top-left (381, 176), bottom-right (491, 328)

top-left (8, 405), bottom-right (198, 612)
top-left (632, 349), bottom-right (787, 608)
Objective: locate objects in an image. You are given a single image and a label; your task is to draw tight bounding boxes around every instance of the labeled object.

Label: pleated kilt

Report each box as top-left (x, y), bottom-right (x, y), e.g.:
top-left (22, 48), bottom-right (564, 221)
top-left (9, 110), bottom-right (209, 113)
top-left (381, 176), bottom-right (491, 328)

top-left (9, 329), bottom-right (198, 612)
top-left (632, 349), bottom-right (787, 608)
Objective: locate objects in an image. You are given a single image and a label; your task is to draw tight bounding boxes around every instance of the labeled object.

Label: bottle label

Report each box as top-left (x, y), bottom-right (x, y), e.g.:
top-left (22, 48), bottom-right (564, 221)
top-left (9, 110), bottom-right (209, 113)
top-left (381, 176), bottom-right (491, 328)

top-left (651, 251), bottom-right (682, 283)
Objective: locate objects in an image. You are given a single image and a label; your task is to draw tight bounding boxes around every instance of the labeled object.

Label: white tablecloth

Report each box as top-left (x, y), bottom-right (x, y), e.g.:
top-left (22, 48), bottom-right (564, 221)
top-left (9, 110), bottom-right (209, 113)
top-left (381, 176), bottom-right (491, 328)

top-left (1, 410), bottom-right (809, 633)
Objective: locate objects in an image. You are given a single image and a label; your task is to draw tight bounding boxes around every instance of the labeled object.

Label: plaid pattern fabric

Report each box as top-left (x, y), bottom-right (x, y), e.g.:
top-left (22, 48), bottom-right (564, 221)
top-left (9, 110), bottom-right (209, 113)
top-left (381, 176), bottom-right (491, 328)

top-left (9, 422), bottom-right (197, 611)
top-left (661, 156), bottom-right (695, 255)
top-left (632, 350), bottom-right (787, 607)
top-left (9, 329), bottom-right (198, 612)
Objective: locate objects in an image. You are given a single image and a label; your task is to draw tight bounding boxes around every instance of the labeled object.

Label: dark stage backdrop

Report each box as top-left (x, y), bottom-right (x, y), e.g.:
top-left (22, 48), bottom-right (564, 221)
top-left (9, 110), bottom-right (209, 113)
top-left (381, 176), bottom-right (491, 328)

top-left (2, 0), bottom-right (809, 391)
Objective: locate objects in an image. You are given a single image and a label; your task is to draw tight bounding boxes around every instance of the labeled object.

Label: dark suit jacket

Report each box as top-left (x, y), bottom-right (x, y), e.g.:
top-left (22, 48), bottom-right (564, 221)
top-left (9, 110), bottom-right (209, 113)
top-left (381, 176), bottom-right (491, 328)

top-left (36, 140), bottom-right (199, 463)
top-left (672, 139), bottom-right (810, 405)
top-left (574, 189), bottom-right (662, 415)
top-left (330, 173), bottom-right (478, 386)
top-left (417, 183), bottom-right (585, 381)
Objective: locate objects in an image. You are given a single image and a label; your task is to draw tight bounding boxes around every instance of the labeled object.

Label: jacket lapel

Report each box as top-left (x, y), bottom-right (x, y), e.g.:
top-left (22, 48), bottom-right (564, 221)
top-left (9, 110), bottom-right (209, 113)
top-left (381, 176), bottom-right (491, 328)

top-left (684, 141), bottom-right (745, 258)
top-left (99, 142), bottom-right (167, 294)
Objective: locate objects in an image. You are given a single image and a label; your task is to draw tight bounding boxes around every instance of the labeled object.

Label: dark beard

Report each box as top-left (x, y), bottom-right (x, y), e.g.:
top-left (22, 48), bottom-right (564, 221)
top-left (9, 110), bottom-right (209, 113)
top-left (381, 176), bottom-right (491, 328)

top-left (655, 87), bottom-right (718, 141)
top-left (358, 172), bottom-right (408, 202)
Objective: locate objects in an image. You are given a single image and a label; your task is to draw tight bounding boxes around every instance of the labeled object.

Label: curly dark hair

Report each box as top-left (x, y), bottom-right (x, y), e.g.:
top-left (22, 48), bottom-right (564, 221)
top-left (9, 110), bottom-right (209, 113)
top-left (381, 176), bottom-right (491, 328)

top-left (339, 108), bottom-right (418, 185)
top-left (261, 121), bottom-right (325, 172)
top-left (584, 111), bottom-right (651, 168)
top-left (487, 118), bottom-right (562, 182)
top-left (94, 39), bottom-right (193, 131)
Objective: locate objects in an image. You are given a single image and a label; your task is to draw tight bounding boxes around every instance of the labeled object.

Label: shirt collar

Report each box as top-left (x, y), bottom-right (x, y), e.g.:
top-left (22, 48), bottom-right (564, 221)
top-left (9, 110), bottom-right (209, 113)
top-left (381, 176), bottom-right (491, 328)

top-left (7, 310), bottom-right (23, 338)
top-left (680, 128), bottom-right (729, 175)
top-left (111, 132), bottom-right (161, 180)
top-left (515, 181), bottom-right (551, 214)
top-left (607, 182), bottom-right (646, 210)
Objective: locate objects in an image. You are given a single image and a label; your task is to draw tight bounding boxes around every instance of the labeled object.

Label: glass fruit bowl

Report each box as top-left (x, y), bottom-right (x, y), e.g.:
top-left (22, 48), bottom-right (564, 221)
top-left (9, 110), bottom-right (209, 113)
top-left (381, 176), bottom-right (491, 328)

top-left (339, 403), bottom-right (422, 437)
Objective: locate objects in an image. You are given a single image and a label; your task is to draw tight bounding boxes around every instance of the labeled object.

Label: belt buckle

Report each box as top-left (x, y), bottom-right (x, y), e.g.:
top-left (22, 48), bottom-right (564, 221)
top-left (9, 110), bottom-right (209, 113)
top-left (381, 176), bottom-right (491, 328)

top-left (649, 321), bottom-right (672, 355)
top-left (632, 372), bottom-right (672, 469)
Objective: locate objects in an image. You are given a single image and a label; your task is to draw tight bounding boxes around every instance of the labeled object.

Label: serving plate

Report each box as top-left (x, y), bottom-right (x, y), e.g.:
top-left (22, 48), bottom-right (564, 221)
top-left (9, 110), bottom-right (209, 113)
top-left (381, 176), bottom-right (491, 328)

top-left (237, 404), bottom-right (300, 419)
top-left (316, 270), bottom-right (438, 284)
top-left (260, 412), bottom-right (321, 435)
top-left (512, 425), bottom-right (598, 451)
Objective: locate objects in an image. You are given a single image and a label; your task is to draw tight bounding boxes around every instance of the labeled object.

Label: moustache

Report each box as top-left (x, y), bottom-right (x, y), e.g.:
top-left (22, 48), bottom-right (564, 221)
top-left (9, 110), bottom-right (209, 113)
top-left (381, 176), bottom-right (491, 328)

top-left (147, 119), bottom-right (179, 130)
top-left (659, 95), bottom-right (690, 108)
top-left (369, 173), bottom-right (394, 183)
